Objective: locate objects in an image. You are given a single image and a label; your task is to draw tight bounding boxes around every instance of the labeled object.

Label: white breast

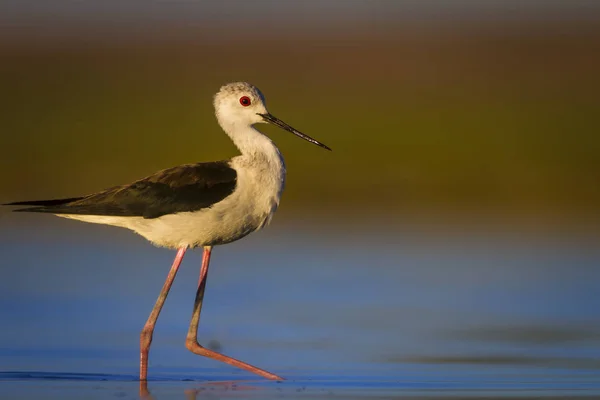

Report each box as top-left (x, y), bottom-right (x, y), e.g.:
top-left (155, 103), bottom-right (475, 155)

top-left (59, 151), bottom-right (286, 249)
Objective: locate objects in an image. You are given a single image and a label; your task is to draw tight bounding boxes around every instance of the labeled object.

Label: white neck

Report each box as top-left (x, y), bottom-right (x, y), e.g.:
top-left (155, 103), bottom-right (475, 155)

top-left (218, 118), bottom-right (279, 158)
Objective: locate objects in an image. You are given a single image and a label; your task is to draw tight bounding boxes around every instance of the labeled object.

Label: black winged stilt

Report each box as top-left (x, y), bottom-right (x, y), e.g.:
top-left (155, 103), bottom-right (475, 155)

top-left (4, 82), bottom-right (331, 381)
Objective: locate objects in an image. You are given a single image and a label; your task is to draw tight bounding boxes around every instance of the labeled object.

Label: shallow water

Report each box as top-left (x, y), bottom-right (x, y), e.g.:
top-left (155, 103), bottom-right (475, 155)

top-left (0, 215), bottom-right (599, 399)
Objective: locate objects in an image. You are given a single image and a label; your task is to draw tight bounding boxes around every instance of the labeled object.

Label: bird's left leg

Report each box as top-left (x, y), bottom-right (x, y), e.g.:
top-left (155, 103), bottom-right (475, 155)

top-left (140, 247), bottom-right (187, 381)
top-left (185, 246), bottom-right (283, 380)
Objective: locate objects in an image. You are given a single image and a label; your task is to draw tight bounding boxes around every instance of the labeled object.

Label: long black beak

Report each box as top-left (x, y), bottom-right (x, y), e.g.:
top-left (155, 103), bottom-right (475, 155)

top-left (259, 113), bottom-right (332, 151)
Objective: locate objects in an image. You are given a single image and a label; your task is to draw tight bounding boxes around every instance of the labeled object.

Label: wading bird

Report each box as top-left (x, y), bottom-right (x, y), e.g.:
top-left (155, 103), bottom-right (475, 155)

top-left (4, 82), bottom-right (331, 381)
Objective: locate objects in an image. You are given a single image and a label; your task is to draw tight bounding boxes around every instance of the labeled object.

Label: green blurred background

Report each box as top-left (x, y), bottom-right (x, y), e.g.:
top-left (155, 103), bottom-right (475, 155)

top-left (1, 1), bottom-right (599, 230)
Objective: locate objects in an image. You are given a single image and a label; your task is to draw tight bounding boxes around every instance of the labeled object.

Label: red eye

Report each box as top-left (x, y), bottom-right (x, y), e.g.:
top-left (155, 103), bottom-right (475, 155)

top-left (239, 96), bottom-right (251, 107)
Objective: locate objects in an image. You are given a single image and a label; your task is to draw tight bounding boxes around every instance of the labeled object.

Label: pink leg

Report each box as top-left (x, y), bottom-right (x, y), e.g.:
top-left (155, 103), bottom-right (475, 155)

top-left (185, 246), bottom-right (284, 380)
top-left (140, 247), bottom-right (187, 381)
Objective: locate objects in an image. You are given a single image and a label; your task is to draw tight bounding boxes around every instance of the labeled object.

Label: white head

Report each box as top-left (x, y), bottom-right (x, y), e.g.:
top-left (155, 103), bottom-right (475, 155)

top-left (213, 82), bottom-right (331, 151)
top-left (214, 82), bottom-right (268, 126)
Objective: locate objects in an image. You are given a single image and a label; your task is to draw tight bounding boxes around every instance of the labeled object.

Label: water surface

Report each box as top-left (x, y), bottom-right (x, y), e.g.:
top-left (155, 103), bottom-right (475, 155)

top-left (1, 216), bottom-right (599, 398)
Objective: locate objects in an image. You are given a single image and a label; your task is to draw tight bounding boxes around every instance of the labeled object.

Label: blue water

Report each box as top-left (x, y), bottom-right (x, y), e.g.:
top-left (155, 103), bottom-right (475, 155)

top-left (0, 214), bottom-right (599, 398)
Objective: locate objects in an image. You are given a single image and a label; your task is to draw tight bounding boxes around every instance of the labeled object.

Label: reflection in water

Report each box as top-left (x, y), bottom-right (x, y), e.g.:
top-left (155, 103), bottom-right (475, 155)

top-left (140, 381), bottom-right (152, 400)
top-left (142, 380), bottom-right (268, 400)
top-left (182, 382), bottom-right (259, 400)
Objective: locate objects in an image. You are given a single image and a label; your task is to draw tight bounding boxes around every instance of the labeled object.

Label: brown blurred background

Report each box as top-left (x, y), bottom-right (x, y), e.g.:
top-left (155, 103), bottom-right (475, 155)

top-left (1, 0), bottom-right (599, 231)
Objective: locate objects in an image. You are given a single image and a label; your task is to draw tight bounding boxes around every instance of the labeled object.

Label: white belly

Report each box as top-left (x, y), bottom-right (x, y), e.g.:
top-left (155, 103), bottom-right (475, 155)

top-left (59, 154), bottom-right (286, 249)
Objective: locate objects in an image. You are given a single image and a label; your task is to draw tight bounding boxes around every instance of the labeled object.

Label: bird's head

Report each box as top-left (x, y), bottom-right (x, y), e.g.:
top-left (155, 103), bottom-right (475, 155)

top-left (213, 82), bottom-right (331, 151)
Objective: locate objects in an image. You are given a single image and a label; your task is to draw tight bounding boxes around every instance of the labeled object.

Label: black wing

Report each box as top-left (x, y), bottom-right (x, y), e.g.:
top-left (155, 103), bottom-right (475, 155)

top-left (4, 161), bottom-right (237, 219)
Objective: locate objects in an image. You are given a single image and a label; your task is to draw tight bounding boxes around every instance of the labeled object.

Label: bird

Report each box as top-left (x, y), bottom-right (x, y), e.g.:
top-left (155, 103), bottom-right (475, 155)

top-left (3, 81), bottom-right (331, 382)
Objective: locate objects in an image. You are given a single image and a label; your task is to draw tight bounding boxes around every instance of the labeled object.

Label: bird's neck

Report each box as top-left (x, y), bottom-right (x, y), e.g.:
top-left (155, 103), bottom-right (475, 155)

top-left (219, 120), bottom-right (280, 160)
top-left (220, 119), bottom-right (286, 221)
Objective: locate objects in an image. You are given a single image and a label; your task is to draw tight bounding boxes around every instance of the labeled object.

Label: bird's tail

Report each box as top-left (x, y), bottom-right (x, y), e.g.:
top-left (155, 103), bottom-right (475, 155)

top-left (3, 197), bottom-right (84, 213)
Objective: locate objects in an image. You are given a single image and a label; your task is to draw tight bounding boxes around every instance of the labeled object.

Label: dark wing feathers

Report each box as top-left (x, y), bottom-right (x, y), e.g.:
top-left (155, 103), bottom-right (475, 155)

top-left (5, 197), bottom-right (85, 207)
top-left (4, 161), bottom-right (237, 219)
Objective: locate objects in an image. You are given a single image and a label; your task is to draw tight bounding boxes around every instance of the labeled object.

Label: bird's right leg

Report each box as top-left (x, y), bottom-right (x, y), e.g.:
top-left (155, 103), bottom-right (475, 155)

top-left (140, 247), bottom-right (187, 381)
top-left (185, 246), bottom-right (283, 380)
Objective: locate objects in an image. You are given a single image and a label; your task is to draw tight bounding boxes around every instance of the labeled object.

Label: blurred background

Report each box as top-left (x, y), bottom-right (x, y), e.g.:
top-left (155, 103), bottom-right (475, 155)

top-left (1, 1), bottom-right (599, 397)
top-left (1, 0), bottom-right (599, 227)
